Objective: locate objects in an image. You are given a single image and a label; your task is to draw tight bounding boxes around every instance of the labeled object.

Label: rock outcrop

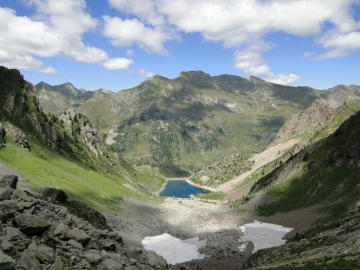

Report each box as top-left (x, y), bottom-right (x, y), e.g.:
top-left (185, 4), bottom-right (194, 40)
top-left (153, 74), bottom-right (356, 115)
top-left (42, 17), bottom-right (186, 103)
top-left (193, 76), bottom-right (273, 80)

top-left (59, 109), bottom-right (102, 156)
top-left (2, 124), bottom-right (30, 151)
top-left (0, 175), bottom-right (167, 270)
top-left (0, 123), bottom-right (5, 149)
top-left (190, 154), bottom-right (253, 187)
top-left (0, 175), bottom-right (18, 189)
top-left (40, 187), bottom-right (68, 203)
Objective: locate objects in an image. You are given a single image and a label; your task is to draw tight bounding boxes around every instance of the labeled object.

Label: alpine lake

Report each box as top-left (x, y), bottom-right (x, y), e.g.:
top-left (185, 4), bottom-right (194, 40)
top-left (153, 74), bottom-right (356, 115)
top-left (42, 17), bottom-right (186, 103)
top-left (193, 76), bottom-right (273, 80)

top-left (159, 180), bottom-right (210, 198)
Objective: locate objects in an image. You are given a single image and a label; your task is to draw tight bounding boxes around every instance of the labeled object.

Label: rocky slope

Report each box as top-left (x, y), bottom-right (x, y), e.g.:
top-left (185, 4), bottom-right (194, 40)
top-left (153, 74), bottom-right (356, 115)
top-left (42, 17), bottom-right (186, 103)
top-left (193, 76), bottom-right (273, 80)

top-left (0, 175), bottom-right (167, 270)
top-left (240, 106), bottom-right (360, 269)
top-left (190, 153), bottom-right (253, 188)
top-left (272, 97), bottom-right (360, 145)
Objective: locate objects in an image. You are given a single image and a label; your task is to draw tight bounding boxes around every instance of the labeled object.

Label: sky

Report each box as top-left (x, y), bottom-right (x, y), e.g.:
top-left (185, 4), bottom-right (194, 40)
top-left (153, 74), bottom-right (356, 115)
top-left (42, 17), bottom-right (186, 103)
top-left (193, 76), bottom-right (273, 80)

top-left (1, 0), bottom-right (360, 92)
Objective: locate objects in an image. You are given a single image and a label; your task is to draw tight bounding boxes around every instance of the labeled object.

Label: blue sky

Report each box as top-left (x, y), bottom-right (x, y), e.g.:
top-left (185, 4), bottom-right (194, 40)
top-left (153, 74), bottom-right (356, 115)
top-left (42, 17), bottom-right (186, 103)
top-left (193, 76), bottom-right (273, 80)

top-left (1, 0), bottom-right (360, 91)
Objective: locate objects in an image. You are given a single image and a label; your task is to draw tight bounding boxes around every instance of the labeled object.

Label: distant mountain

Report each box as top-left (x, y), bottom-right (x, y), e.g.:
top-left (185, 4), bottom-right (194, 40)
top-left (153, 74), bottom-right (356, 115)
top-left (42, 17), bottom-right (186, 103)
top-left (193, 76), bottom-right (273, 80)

top-left (37, 70), bottom-right (360, 176)
top-left (35, 81), bottom-right (113, 116)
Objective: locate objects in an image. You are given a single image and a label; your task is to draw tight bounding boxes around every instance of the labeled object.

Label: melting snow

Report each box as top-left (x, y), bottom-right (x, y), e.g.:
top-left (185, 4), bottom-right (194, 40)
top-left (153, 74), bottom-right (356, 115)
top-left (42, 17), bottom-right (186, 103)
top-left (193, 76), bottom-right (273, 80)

top-left (239, 220), bottom-right (293, 253)
top-left (142, 233), bottom-right (206, 265)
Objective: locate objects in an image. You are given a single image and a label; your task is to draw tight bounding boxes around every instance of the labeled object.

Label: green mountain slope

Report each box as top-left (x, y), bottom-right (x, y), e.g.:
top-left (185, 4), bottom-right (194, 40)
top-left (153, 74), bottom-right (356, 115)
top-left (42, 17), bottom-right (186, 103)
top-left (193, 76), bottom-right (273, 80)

top-left (75, 71), bottom-right (360, 176)
top-left (0, 66), bottom-right (164, 213)
top-left (250, 108), bottom-right (360, 220)
top-left (241, 107), bottom-right (360, 269)
top-left (35, 81), bottom-right (113, 116)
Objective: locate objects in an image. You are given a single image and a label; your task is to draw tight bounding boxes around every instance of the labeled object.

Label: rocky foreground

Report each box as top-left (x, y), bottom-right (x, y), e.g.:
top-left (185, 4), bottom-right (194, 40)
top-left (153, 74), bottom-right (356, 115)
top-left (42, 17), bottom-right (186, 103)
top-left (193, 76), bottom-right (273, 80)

top-left (0, 175), bottom-right (167, 270)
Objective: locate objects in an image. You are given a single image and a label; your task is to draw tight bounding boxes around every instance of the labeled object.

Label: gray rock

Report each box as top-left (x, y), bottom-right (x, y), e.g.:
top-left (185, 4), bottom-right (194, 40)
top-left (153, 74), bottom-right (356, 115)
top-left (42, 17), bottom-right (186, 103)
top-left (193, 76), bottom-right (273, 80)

top-left (40, 187), bottom-right (68, 203)
top-left (0, 240), bottom-right (17, 257)
top-left (146, 250), bottom-right (167, 268)
top-left (66, 239), bottom-right (83, 250)
top-left (0, 209), bottom-right (16, 222)
top-left (0, 188), bottom-right (12, 201)
top-left (4, 227), bottom-right (30, 251)
top-left (16, 250), bottom-right (41, 270)
top-left (15, 214), bottom-right (50, 236)
top-left (54, 223), bottom-right (69, 240)
top-left (0, 200), bottom-right (23, 212)
top-left (102, 240), bottom-right (116, 251)
top-left (0, 175), bottom-right (18, 189)
top-left (67, 228), bottom-right (90, 245)
top-left (49, 257), bottom-right (64, 270)
top-left (33, 244), bottom-right (54, 263)
top-left (99, 258), bottom-right (124, 270)
top-left (83, 252), bottom-right (102, 265)
top-left (13, 190), bottom-right (33, 202)
top-left (0, 250), bottom-right (16, 270)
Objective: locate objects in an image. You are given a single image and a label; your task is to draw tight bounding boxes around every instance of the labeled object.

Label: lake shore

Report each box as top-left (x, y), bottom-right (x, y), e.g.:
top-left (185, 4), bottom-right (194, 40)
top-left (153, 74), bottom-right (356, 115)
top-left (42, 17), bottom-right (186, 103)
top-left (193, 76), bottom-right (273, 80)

top-left (156, 178), bottom-right (215, 196)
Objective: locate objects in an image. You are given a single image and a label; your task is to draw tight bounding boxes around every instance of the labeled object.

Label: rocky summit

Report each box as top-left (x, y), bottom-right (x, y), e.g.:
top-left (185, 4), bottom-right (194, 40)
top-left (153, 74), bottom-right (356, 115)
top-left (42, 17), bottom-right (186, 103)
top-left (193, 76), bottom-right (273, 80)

top-left (0, 175), bottom-right (167, 270)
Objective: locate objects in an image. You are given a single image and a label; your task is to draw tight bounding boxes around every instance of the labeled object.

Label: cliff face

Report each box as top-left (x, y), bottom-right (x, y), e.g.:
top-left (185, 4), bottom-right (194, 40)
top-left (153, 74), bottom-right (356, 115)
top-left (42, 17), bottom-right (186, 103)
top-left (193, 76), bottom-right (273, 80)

top-left (59, 109), bottom-right (102, 157)
top-left (273, 97), bottom-right (360, 145)
top-left (0, 66), bottom-right (59, 151)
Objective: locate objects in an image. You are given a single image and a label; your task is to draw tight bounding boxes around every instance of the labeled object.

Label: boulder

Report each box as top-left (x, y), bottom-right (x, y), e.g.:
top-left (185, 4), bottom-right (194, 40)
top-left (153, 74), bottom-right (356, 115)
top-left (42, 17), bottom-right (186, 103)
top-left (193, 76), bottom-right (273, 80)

top-left (67, 228), bottom-right (91, 245)
top-left (0, 175), bottom-right (18, 189)
top-left (146, 250), bottom-right (167, 269)
top-left (49, 257), bottom-right (64, 270)
top-left (35, 244), bottom-right (55, 264)
top-left (0, 188), bottom-right (12, 200)
top-left (99, 258), bottom-right (123, 270)
top-left (14, 214), bottom-right (50, 236)
top-left (16, 250), bottom-right (41, 270)
top-left (0, 250), bottom-right (16, 270)
top-left (40, 187), bottom-right (68, 202)
top-left (54, 223), bottom-right (69, 240)
top-left (66, 239), bottom-right (84, 250)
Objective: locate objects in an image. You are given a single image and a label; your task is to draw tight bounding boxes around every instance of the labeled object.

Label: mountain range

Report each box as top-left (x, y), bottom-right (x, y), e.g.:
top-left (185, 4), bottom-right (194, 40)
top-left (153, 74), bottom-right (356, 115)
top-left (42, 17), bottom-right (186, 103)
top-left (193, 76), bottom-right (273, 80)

top-left (2, 66), bottom-right (360, 269)
top-left (35, 71), bottom-right (360, 176)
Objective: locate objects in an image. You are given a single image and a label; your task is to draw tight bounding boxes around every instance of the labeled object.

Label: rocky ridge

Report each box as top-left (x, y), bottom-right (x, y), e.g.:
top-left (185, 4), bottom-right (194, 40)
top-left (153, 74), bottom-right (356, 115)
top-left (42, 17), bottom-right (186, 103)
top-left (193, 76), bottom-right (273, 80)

top-left (272, 97), bottom-right (360, 145)
top-left (0, 174), bottom-right (167, 270)
top-left (190, 154), bottom-right (253, 188)
top-left (59, 109), bottom-right (102, 156)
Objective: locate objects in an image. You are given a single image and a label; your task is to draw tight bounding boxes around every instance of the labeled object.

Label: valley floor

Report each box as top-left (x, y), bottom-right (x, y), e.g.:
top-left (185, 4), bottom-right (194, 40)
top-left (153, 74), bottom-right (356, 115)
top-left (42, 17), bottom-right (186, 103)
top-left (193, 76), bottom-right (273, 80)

top-left (104, 191), bottom-right (324, 269)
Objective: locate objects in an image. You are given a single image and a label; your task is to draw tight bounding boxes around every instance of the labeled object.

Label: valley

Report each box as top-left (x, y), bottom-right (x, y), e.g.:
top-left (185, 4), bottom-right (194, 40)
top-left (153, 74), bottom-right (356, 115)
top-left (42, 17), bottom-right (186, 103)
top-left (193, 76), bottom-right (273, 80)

top-left (1, 66), bottom-right (360, 269)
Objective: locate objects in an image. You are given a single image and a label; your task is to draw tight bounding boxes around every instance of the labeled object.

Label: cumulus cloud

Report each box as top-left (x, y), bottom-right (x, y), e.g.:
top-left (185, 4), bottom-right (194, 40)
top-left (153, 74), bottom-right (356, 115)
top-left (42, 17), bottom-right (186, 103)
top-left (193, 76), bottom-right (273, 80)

top-left (107, 0), bottom-right (359, 85)
top-left (234, 45), bottom-right (300, 85)
top-left (102, 16), bottom-right (176, 55)
top-left (0, 1), bottom-right (133, 73)
top-left (139, 69), bottom-right (154, 78)
top-left (103, 58), bottom-right (134, 70)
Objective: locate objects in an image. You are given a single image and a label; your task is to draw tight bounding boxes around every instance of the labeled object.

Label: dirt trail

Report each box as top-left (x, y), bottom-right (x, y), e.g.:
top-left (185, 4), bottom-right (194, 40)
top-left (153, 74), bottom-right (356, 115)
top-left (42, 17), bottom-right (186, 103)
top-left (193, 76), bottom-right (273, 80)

top-left (216, 139), bottom-right (298, 197)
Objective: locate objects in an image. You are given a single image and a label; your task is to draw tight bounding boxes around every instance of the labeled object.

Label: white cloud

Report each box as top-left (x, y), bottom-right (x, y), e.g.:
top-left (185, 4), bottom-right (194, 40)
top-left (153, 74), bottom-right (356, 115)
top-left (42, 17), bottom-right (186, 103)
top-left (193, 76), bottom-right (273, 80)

top-left (303, 52), bottom-right (314, 58)
top-left (0, 1), bottom-right (133, 73)
top-left (103, 58), bottom-right (134, 70)
top-left (107, 0), bottom-right (359, 85)
top-left (316, 29), bottom-right (360, 59)
top-left (126, 49), bottom-right (135, 56)
top-left (139, 69), bottom-right (154, 78)
top-left (234, 46), bottom-right (301, 85)
top-left (103, 16), bottom-right (175, 55)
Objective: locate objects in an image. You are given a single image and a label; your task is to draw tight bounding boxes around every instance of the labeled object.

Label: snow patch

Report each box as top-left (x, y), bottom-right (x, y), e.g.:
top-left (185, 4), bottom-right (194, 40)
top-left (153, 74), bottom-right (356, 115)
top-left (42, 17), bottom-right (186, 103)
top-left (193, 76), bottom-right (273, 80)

top-left (239, 220), bottom-right (293, 253)
top-left (142, 233), bottom-right (206, 265)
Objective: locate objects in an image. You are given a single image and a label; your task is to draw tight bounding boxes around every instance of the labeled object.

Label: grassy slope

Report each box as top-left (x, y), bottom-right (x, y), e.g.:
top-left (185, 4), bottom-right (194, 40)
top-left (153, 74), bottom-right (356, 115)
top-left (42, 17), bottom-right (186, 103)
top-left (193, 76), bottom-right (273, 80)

top-left (0, 140), bottom-right (164, 214)
top-left (0, 67), bottom-right (164, 214)
top-left (250, 108), bottom-right (360, 221)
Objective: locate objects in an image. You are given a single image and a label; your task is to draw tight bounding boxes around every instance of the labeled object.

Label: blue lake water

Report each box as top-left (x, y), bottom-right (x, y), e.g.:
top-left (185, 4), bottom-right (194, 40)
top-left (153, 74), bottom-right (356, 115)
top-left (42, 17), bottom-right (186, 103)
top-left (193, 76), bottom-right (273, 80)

top-left (159, 180), bottom-right (210, 198)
